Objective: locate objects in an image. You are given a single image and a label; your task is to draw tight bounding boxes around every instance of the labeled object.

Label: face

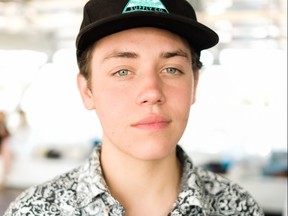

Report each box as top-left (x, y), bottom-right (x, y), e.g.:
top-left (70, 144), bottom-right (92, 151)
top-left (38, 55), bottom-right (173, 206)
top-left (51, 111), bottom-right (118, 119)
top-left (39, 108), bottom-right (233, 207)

top-left (77, 27), bottom-right (198, 161)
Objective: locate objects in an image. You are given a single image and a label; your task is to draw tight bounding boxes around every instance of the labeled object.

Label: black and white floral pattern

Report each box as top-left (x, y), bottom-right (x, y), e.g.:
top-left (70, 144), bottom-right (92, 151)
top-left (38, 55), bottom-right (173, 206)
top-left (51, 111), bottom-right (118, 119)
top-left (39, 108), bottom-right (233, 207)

top-left (4, 145), bottom-right (264, 215)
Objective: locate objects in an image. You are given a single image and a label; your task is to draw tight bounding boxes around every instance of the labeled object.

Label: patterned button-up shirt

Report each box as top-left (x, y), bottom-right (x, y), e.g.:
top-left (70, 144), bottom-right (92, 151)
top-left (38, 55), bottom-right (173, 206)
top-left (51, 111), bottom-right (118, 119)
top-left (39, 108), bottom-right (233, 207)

top-left (4, 145), bottom-right (264, 216)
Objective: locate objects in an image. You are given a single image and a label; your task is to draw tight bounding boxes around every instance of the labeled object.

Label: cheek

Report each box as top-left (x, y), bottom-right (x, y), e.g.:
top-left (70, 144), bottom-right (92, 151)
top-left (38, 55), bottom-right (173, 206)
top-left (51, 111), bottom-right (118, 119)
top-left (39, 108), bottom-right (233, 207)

top-left (175, 81), bottom-right (194, 106)
top-left (191, 78), bottom-right (198, 104)
top-left (167, 84), bottom-right (193, 119)
top-left (93, 85), bottom-right (132, 124)
top-left (94, 91), bottom-right (133, 142)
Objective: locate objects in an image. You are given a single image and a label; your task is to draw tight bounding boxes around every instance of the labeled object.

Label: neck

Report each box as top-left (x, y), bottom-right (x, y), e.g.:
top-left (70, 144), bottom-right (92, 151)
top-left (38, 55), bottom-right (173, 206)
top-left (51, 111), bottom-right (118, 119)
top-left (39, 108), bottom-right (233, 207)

top-left (100, 142), bottom-right (182, 215)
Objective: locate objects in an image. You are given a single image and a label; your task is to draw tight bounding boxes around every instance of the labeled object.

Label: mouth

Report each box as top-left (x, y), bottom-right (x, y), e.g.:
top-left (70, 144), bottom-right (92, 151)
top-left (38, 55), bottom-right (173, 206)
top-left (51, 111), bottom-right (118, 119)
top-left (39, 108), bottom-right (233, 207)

top-left (131, 115), bottom-right (171, 130)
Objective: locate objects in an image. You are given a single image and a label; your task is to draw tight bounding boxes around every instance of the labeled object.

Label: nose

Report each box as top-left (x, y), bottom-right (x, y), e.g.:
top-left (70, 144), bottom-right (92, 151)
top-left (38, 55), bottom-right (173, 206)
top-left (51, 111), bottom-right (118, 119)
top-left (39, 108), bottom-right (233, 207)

top-left (136, 73), bottom-right (165, 106)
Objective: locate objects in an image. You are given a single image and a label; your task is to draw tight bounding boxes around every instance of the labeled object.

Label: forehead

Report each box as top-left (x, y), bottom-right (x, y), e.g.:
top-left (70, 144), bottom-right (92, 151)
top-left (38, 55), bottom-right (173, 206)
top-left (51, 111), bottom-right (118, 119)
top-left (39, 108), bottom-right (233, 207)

top-left (91, 27), bottom-right (192, 54)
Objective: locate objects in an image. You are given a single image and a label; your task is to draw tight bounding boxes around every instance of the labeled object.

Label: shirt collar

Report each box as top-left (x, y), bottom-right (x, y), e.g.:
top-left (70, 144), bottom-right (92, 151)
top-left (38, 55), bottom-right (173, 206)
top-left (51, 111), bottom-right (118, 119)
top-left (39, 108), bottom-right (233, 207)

top-left (174, 146), bottom-right (207, 215)
top-left (76, 145), bottom-right (109, 208)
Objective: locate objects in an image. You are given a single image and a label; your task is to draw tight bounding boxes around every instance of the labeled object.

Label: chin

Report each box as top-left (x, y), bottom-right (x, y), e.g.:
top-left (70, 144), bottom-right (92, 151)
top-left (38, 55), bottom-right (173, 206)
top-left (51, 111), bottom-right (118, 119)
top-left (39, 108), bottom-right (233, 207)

top-left (127, 140), bottom-right (177, 161)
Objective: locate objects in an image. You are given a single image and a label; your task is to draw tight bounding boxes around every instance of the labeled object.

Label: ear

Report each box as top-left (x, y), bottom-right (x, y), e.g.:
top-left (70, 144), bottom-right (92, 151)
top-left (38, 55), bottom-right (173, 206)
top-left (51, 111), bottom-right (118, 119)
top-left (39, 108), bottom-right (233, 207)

top-left (77, 74), bottom-right (95, 110)
top-left (191, 70), bottom-right (199, 105)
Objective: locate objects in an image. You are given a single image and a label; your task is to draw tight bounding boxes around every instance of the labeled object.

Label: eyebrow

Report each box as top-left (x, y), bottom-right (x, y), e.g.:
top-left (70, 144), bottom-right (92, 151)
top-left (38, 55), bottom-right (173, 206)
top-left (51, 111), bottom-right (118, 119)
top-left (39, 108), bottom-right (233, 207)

top-left (102, 49), bottom-right (190, 62)
top-left (103, 51), bottom-right (138, 62)
top-left (161, 49), bottom-right (190, 60)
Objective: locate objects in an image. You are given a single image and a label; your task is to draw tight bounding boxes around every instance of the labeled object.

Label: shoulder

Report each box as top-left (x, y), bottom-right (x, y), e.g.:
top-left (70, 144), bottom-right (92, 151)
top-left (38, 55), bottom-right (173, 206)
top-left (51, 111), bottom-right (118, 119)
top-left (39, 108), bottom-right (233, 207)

top-left (177, 146), bottom-right (264, 215)
top-left (195, 166), bottom-right (248, 195)
top-left (194, 166), bottom-right (265, 215)
top-left (4, 166), bottom-right (81, 216)
top-left (4, 146), bottom-right (104, 216)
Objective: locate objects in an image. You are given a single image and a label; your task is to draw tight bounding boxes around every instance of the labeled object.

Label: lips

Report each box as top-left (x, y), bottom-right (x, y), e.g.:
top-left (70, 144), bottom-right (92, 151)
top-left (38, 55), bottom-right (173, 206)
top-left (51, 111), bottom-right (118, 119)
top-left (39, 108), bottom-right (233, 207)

top-left (131, 115), bottom-right (171, 130)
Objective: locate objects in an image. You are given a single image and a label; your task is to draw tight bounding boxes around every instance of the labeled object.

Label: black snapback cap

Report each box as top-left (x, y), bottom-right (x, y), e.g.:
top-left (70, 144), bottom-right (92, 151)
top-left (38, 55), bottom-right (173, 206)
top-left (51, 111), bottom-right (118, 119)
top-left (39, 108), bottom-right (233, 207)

top-left (76, 0), bottom-right (219, 59)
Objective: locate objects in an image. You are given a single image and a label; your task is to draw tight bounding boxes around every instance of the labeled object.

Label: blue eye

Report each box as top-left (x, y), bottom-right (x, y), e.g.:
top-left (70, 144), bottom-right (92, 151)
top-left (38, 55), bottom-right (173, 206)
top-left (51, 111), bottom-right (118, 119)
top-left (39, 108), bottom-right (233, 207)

top-left (165, 67), bottom-right (179, 74)
top-left (116, 69), bottom-right (129, 76)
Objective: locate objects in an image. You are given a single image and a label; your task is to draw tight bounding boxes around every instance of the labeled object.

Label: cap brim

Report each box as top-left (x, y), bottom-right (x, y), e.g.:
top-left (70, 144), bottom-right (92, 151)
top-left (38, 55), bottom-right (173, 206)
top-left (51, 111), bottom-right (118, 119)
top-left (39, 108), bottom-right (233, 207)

top-left (76, 12), bottom-right (219, 58)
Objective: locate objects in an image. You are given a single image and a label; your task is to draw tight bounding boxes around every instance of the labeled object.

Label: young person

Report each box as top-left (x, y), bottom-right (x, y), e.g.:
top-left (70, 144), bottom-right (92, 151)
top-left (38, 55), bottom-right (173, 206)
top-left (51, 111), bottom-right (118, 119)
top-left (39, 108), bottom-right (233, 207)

top-left (4, 0), bottom-right (264, 215)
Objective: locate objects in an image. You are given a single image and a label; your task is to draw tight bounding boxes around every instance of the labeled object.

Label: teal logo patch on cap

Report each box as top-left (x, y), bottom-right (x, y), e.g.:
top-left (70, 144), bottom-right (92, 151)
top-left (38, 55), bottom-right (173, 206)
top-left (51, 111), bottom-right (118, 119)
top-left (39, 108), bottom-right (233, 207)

top-left (123, 0), bottom-right (169, 14)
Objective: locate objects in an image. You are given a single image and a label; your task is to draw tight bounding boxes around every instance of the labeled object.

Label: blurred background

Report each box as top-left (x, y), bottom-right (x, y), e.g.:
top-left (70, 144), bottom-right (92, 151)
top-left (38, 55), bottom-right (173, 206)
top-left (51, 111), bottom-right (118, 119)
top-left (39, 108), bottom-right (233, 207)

top-left (0, 0), bottom-right (287, 215)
